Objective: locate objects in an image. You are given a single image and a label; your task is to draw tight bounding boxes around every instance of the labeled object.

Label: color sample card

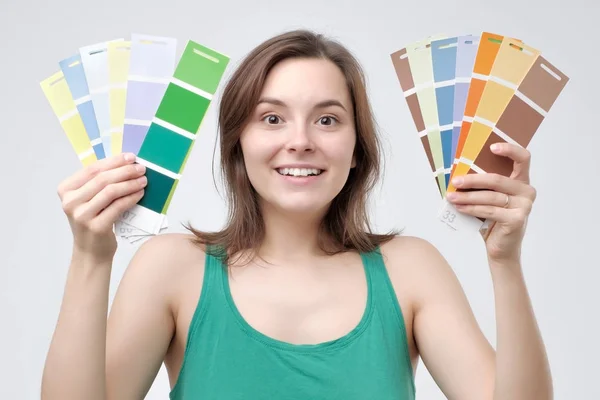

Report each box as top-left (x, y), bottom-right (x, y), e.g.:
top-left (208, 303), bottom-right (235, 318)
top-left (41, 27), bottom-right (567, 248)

top-left (448, 38), bottom-right (540, 192)
top-left (108, 40), bottom-right (132, 156)
top-left (406, 35), bottom-right (447, 195)
top-left (107, 39), bottom-right (167, 240)
top-left (122, 34), bottom-right (178, 155)
top-left (431, 36), bottom-right (458, 189)
top-left (40, 71), bottom-right (97, 166)
top-left (119, 40), bottom-right (230, 235)
top-left (390, 48), bottom-right (440, 195)
top-left (80, 39), bottom-right (124, 158)
top-left (391, 31), bottom-right (569, 233)
top-left (452, 35), bottom-right (480, 170)
top-left (59, 54), bottom-right (105, 160)
top-left (468, 56), bottom-right (569, 177)
top-left (451, 32), bottom-right (506, 182)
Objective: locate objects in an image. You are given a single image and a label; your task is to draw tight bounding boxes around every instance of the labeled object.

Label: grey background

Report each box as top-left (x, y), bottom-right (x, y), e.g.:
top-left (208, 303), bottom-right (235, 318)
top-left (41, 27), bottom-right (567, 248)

top-left (1, 0), bottom-right (598, 398)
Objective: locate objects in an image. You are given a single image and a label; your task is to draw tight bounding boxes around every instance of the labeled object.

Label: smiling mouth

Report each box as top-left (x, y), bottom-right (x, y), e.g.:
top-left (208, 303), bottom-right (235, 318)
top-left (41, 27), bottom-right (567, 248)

top-left (276, 168), bottom-right (324, 177)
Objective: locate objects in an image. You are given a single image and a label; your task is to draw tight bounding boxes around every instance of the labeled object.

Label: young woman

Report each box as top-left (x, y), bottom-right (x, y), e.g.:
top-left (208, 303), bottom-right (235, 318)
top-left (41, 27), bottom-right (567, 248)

top-left (41, 30), bottom-right (551, 400)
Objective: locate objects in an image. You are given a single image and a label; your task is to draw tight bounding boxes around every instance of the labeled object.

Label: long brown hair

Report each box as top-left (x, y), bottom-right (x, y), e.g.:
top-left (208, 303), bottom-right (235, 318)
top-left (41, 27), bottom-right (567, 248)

top-left (187, 29), bottom-right (399, 264)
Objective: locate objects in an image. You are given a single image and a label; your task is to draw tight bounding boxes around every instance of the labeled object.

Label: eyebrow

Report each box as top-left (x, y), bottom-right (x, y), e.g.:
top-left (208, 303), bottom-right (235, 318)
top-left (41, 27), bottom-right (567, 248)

top-left (257, 97), bottom-right (348, 112)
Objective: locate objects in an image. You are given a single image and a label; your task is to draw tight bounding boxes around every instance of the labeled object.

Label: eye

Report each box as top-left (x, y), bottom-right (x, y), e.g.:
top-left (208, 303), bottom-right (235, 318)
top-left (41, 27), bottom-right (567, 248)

top-left (318, 116), bottom-right (338, 126)
top-left (263, 114), bottom-right (282, 124)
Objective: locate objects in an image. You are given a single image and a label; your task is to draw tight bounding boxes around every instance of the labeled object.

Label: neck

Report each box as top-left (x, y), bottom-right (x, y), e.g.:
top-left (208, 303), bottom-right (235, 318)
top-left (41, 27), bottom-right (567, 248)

top-left (257, 203), bottom-right (328, 263)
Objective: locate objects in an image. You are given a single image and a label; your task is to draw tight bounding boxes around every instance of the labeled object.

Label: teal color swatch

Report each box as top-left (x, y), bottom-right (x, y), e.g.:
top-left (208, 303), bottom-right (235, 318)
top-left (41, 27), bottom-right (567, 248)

top-left (138, 123), bottom-right (193, 173)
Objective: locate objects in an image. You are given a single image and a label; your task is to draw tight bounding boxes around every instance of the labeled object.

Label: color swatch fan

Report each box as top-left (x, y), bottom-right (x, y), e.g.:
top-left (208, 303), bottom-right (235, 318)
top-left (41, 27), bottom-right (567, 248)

top-left (390, 32), bottom-right (569, 232)
top-left (41, 34), bottom-right (230, 243)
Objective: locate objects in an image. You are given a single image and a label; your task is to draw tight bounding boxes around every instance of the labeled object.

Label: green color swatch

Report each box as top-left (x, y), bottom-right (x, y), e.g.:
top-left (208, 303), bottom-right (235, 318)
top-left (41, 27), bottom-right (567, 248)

top-left (154, 83), bottom-right (211, 133)
top-left (138, 167), bottom-right (176, 214)
top-left (138, 124), bottom-right (192, 173)
top-left (173, 41), bottom-right (230, 95)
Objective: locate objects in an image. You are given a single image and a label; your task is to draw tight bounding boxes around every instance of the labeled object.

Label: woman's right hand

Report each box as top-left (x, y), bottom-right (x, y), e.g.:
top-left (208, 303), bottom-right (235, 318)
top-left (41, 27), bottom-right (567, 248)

top-left (57, 153), bottom-right (148, 262)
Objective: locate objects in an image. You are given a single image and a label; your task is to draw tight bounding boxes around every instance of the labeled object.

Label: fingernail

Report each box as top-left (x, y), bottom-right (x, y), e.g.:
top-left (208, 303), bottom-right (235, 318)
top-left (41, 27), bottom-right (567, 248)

top-left (446, 192), bottom-right (457, 200)
top-left (491, 144), bottom-right (500, 152)
top-left (136, 164), bottom-right (145, 172)
top-left (452, 177), bottom-right (463, 186)
top-left (138, 176), bottom-right (147, 185)
top-left (124, 153), bottom-right (135, 161)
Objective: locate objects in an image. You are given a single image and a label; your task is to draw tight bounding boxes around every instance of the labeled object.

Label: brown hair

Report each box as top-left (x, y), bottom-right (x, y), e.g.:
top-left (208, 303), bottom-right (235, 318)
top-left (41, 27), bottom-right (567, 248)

top-left (187, 29), bottom-right (399, 264)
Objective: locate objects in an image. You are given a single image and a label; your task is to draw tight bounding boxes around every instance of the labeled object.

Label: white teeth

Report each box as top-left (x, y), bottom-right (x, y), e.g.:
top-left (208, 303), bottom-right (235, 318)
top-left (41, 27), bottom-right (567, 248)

top-left (277, 168), bottom-right (322, 177)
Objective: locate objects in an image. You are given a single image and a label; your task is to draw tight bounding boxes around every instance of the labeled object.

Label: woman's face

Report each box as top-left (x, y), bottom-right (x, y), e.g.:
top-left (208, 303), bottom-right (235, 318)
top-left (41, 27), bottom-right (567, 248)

top-left (240, 57), bottom-right (357, 219)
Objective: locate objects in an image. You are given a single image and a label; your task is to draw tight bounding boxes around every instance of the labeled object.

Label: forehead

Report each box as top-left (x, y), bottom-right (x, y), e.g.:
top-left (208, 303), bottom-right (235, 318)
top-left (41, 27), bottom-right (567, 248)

top-left (259, 57), bottom-right (351, 106)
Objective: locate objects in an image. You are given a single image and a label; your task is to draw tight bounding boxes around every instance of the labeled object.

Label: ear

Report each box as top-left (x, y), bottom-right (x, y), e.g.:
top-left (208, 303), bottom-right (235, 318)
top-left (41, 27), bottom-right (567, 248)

top-left (351, 155), bottom-right (357, 168)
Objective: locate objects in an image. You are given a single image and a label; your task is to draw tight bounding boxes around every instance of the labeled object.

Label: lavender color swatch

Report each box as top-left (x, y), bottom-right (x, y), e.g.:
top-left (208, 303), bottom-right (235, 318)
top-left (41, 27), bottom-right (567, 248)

top-left (122, 123), bottom-right (150, 155)
top-left (124, 81), bottom-right (169, 121)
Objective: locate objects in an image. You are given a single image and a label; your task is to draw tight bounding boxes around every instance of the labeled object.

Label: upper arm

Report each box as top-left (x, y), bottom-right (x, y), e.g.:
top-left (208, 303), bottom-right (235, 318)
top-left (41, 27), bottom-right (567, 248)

top-left (385, 236), bottom-right (495, 400)
top-left (104, 233), bottom-right (198, 399)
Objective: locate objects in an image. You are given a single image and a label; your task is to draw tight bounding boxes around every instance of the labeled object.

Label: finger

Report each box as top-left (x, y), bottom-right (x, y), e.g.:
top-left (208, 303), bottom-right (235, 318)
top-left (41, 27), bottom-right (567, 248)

top-left (62, 163), bottom-right (146, 213)
top-left (57, 153), bottom-right (136, 197)
top-left (490, 142), bottom-right (531, 181)
top-left (452, 172), bottom-right (533, 198)
top-left (456, 204), bottom-right (530, 229)
top-left (449, 190), bottom-right (534, 215)
top-left (447, 189), bottom-right (510, 209)
top-left (91, 189), bottom-right (146, 231)
top-left (80, 174), bottom-right (148, 219)
top-left (453, 203), bottom-right (515, 224)
top-left (490, 142), bottom-right (530, 165)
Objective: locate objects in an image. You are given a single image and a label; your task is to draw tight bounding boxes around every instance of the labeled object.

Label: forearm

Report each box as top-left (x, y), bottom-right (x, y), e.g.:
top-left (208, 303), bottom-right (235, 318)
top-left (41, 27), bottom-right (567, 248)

top-left (41, 250), bottom-right (112, 400)
top-left (490, 259), bottom-right (552, 400)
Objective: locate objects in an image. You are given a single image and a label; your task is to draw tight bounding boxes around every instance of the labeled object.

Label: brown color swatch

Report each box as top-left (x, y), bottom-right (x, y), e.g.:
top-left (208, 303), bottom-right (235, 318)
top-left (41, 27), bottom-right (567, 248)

top-left (470, 55), bottom-right (569, 176)
top-left (391, 48), bottom-right (435, 174)
top-left (518, 55), bottom-right (570, 112)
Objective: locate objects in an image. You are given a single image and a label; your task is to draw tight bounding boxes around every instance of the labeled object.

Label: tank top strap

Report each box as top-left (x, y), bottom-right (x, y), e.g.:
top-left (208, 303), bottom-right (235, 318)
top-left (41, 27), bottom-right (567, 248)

top-left (189, 245), bottom-right (227, 323)
top-left (360, 246), bottom-right (408, 332)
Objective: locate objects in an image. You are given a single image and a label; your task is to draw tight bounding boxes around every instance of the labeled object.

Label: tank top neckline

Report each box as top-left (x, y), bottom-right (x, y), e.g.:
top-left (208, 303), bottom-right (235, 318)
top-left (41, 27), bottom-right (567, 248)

top-left (216, 249), bottom-right (376, 354)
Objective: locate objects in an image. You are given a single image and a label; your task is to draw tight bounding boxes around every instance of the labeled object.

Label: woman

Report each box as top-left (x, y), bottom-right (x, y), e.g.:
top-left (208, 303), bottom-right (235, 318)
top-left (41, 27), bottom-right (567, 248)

top-left (41, 29), bottom-right (551, 400)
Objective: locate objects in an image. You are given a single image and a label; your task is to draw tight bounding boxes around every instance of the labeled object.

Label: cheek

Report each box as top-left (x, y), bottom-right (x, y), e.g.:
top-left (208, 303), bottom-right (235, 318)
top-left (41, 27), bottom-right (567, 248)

top-left (240, 134), bottom-right (279, 177)
top-left (324, 136), bottom-right (356, 168)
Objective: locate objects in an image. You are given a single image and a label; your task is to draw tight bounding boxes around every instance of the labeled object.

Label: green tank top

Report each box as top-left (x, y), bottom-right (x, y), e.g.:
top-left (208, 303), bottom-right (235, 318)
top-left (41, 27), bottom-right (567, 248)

top-left (169, 246), bottom-right (416, 399)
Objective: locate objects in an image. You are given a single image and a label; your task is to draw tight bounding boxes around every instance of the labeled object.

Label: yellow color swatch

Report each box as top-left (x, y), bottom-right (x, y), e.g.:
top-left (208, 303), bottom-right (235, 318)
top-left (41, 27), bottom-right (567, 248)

top-left (108, 41), bottom-right (132, 156)
top-left (40, 71), bottom-right (97, 166)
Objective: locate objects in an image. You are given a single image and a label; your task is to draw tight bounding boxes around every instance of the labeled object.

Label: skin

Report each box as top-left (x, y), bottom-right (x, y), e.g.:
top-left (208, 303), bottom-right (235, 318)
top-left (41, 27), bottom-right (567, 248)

top-left (41, 57), bottom-right (552, 400)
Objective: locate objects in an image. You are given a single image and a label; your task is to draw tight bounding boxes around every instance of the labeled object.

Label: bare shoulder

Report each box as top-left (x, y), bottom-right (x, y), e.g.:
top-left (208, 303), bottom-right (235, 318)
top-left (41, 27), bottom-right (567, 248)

top-left (123, 232), bottom-right (207, 299)
top-left (378, 234), bottom-right (446, 264)
top-left (129, 231), bottom-right (206, 265)
top-left (379, 235), bottom-right (458, 308)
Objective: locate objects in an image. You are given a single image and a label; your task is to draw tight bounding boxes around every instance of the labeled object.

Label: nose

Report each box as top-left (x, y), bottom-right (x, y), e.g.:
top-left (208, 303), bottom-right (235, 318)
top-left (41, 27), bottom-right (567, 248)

top-left (284, 123), bottom-right (314, 153)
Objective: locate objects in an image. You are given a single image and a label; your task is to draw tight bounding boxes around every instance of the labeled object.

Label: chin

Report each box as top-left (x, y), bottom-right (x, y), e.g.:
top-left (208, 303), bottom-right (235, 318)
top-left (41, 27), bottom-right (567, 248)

top-left (264, 195), bottom-right (332, 218)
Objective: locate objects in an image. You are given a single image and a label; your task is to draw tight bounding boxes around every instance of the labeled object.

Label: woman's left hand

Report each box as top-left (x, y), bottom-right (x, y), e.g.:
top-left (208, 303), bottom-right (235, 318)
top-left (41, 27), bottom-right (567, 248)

top-left (446, 142), bottom-right (537, 264)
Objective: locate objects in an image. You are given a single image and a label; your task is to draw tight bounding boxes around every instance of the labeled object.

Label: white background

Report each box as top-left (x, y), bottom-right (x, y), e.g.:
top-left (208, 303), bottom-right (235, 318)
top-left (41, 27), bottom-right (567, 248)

top-left (1, 0), bottom-right (598, 398)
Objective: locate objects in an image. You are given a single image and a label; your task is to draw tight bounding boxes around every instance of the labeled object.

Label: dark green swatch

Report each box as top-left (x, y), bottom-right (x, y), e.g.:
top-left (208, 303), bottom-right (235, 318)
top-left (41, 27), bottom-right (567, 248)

top-left (137, 167), bottom-right (176, 214)
top-left (154, 83), bottom-right (211, 133)
top-left (137, 123), bottom-right (192, 173)
top-left (174, 41), bottom-right (230, 95)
